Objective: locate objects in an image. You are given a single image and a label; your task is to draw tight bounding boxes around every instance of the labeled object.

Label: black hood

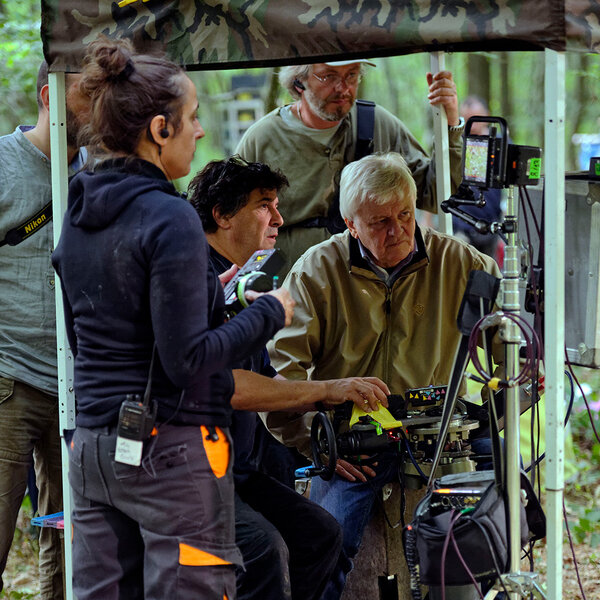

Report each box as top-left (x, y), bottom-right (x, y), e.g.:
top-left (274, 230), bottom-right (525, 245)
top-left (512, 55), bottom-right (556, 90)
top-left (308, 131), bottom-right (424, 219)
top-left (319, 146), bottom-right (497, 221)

top-left (67, 158), bottom-right (178, 230)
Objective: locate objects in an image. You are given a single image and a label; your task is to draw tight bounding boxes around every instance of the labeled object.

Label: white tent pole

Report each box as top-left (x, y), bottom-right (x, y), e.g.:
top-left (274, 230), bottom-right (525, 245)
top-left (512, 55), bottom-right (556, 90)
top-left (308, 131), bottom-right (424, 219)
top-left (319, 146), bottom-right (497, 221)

top-left (429, 51), bottom-right (453, 234)
top-left (544, 48), bottom-right (566, 600)
top-left (48, 71), bottom-right (75, 600)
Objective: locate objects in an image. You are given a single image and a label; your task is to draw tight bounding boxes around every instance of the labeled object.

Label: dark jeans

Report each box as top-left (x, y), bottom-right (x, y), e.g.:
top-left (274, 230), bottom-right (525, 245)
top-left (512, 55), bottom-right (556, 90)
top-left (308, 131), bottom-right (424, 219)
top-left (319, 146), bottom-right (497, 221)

top-left (235, 471), bottom-right (342, 600)
top-left (0, 377), bottom-right (64, 599)
top-left (69, 423), bottom-right (240, 600)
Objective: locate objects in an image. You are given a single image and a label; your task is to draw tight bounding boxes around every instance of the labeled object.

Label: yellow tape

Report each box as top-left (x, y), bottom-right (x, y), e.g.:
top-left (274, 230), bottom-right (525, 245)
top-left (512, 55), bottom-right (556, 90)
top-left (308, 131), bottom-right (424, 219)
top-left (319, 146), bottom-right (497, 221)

top-left (488, 377), bottom-right (501, 391)
top-left (350, 404), bottom-right (403, 429)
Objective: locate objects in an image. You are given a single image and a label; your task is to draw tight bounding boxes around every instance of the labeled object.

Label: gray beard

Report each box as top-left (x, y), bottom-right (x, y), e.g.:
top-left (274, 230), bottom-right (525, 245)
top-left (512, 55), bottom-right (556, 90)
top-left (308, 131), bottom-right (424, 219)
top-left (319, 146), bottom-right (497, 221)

top-left (303, 87), bottom-right (352, 122)
top-left (65, 107), bottom-right (85, 148)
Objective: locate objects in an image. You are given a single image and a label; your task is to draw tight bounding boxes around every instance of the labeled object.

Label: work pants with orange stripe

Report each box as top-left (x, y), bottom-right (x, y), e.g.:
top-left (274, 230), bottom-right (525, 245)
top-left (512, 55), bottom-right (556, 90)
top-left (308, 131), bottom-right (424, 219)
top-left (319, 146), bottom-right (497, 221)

top-left (68, 422), bottom-right (241, 600)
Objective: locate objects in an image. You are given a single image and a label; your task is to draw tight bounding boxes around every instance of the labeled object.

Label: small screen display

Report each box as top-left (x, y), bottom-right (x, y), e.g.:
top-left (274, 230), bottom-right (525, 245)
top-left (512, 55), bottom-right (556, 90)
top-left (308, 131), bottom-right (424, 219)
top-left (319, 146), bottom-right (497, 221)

top-left (464, 137), bottom-right (489, 186)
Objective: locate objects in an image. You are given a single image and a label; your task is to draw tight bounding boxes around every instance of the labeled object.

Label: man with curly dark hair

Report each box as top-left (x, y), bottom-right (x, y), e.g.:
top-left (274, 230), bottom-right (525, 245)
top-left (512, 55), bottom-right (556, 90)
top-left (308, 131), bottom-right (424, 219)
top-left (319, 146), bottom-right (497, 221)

top-left (188, 156), bottom-right (390, 600)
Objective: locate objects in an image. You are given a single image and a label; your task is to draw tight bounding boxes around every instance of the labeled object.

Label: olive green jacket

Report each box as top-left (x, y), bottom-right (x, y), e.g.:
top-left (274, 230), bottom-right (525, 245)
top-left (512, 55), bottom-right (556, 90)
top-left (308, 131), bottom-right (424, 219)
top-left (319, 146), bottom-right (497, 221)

top-left (264, 227), bottom-right (501, 457)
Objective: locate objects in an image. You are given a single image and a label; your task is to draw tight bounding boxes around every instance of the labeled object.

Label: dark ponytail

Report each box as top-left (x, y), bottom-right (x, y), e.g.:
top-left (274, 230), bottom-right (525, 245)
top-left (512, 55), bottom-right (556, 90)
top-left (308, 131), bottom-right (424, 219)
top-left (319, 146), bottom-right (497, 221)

top-left (80, 36), bottom-right (187, 155)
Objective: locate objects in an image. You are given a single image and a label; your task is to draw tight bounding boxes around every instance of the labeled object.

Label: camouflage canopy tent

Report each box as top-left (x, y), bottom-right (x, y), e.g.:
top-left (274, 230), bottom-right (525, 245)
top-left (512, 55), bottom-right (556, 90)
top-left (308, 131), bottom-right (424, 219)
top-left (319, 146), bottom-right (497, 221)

top-left (42, 0), bottom-right (599, 71)
top-left (40, 3), bottom-right (598, 600)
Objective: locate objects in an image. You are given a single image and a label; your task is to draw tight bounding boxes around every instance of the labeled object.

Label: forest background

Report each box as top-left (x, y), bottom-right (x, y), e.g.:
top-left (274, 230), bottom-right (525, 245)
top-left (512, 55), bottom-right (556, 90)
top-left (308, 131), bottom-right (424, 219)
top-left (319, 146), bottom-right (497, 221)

top-left (2, 1), bottom-right (599, 190)
top-left (1, 1), bottom-right (600, 599)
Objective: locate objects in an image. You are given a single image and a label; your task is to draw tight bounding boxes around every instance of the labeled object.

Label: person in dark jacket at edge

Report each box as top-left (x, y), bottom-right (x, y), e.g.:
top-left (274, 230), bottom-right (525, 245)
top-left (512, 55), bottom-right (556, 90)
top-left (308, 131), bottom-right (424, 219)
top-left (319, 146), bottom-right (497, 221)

top-left (51, 37), bottom-right (294, 600)
top-left (187, 156), bottom-right (390, 600)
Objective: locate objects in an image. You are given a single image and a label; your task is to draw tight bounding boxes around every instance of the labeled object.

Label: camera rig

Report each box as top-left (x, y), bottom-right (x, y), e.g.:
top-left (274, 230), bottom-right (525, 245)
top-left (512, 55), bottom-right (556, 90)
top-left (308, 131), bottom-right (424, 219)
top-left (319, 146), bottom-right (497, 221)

top-left (223, 248), bottom-right (285, 317)
top-left (441, 116), bottom-right (542, 242)
top-left (300, 386), bottom-right (480, 486)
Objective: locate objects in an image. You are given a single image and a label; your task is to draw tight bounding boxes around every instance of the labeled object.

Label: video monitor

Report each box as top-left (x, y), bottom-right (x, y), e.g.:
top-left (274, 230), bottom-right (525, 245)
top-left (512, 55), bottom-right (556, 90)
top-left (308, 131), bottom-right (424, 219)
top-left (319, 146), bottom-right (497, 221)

top-left (463, 135), bottom-right (490, 187)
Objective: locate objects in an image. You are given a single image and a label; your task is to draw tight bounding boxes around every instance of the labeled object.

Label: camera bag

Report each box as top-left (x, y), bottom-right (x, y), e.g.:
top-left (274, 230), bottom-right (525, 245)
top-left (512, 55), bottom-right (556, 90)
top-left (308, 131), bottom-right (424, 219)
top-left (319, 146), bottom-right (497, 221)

top-left (403, 470), bottom-right (544, 586)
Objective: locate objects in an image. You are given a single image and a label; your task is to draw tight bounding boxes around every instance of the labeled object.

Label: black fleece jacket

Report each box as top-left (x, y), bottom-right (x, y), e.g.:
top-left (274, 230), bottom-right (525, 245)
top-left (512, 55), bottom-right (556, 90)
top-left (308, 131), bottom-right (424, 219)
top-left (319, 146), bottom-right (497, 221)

top-left (52, 158), bottom-right (285, 428)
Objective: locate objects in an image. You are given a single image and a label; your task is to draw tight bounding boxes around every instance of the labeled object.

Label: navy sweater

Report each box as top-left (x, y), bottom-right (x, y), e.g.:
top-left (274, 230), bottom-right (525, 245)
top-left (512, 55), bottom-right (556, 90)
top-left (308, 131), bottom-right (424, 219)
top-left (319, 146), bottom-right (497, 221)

top-left (209, 246), bottom-right (278, 482)
top-left (52, 158), bottom-right (285, 428)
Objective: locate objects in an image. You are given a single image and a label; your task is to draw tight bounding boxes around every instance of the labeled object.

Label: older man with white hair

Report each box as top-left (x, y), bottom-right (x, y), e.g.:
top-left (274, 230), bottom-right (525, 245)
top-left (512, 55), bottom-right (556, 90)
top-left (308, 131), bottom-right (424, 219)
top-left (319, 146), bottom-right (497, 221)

top-left (264, 151), bottom-right (501, 599)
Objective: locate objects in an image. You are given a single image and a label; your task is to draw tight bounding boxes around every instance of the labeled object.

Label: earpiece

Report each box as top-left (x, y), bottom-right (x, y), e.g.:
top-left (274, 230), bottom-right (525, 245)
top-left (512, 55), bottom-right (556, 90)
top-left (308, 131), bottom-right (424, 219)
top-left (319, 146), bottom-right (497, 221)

top-left (159, 128), bottom-right (170, 139)
top-left (293, 78), bottom-right (306, 92)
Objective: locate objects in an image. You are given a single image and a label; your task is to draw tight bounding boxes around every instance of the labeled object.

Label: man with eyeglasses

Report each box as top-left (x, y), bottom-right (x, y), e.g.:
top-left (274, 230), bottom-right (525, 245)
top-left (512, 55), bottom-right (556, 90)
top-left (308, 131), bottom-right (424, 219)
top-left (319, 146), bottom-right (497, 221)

top-left (235, 60), bottom-right (464, 276)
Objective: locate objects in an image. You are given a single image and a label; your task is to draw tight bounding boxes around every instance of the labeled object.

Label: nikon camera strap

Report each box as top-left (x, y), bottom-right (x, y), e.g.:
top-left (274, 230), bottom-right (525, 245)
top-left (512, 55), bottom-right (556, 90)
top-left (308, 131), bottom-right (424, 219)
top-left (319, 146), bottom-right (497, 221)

top-left (0, 201), bottom-right (52, 248)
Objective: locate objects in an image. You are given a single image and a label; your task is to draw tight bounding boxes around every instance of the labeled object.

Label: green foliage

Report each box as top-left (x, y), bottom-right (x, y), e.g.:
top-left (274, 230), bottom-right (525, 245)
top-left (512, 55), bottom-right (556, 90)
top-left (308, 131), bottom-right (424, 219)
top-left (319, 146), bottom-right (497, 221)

top-left (569, 505), bottom-right (600, 547)
top-left (565, 367), bottom-right (600, 546)
top-left (0, 496), bottom-right (40, 599)
top-left (0, 1), bottom-right (43, 133)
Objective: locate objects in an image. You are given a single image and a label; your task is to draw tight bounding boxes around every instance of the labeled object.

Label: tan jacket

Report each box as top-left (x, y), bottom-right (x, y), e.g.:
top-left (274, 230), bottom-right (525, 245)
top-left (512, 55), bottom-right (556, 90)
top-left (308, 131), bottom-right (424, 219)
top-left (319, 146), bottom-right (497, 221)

top-left (264, 227), bottom-right (501, 456)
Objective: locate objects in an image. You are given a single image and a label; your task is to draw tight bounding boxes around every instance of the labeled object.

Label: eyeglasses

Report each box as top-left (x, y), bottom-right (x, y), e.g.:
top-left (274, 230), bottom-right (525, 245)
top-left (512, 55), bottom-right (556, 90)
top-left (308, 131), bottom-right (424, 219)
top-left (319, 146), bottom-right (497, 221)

top-left (312, 71), bottom-right (362, 88)
top-left (211, 155), bottom-right (251, 188)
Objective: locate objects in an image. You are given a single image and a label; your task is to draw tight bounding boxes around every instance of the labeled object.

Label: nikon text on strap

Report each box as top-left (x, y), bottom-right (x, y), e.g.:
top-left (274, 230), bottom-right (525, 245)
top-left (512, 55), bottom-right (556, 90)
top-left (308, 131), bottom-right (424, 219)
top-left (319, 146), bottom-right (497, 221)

top-left (0, 201), bottom-right (53, 248)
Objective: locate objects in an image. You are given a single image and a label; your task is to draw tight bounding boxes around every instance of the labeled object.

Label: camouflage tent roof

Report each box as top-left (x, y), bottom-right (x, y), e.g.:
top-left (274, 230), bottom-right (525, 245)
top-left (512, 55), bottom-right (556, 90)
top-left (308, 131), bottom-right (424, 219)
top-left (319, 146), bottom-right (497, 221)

top-left (41, 0), bottom-right (599, 72)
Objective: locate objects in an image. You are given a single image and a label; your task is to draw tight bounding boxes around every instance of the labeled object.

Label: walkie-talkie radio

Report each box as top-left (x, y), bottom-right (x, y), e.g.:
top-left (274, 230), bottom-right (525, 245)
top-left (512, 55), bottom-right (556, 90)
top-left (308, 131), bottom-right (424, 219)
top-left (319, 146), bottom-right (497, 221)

top-left (115, 393), bottom-right (157, 466)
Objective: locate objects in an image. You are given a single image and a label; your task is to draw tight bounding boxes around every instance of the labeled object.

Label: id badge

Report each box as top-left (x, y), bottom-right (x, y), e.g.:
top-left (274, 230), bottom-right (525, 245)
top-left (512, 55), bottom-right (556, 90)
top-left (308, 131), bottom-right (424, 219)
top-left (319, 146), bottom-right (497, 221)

top-left (115, 436), bottom-right (143, 466)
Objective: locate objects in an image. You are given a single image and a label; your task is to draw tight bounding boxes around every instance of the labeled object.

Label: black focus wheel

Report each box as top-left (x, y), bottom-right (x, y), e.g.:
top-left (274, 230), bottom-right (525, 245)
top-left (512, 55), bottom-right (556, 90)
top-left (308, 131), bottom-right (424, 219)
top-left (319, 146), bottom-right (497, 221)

top-left (310, 412), bottom-right (338, 481)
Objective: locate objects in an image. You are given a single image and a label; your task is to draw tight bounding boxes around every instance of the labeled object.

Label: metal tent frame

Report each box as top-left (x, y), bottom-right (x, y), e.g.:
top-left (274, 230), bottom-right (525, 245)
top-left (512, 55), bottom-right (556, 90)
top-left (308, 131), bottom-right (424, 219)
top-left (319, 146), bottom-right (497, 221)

top-left (42, 2), bottom-right (589, 596)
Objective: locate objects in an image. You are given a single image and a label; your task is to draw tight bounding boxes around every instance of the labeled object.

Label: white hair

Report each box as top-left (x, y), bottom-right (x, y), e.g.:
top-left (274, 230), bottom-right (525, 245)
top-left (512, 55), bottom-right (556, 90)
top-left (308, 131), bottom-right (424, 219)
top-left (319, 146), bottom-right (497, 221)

top-left (339, 152), bottom-right (417, 221)
top-left (278, 65), bottom-right (312, 100)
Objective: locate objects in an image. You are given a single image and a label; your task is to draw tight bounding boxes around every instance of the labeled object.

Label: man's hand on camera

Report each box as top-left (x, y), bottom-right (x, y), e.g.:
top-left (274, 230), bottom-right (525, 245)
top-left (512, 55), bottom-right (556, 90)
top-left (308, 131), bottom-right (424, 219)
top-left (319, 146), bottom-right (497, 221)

top-left (323, 377), bottom-right (390, 413)
top-left (335, 458), bottom-right (377, 482)
top-left (245, 287), bottom-right (295, 326)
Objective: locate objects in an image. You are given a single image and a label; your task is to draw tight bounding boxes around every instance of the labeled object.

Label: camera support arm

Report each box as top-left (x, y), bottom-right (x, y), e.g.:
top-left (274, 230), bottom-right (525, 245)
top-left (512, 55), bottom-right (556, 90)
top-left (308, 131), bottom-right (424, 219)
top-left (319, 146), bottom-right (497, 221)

top-left (441, 187), bottom-right (509, 244)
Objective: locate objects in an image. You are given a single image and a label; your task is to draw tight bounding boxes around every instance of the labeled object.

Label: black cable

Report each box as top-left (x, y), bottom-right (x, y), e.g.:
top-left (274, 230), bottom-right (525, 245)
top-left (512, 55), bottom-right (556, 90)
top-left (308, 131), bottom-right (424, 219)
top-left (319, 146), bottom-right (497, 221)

top-left (142, 389), bottom-right (186, 479)
top-left (464, 516), bottom-right (512, 598)
top-left (563, 370), bottom-right (575, 425)
top-left (440, 510), bottom-right (463, 600)
top-left (399, 429), bottom-right (429, 484)
top-left (448, 525), bottom-right (485, 599)
top-left (403, 524), bottom-right (423, 600)
top-left (565, 351), bottom-right (600, 444)
top-left (468, 311), bottom-right (541, 389)
top-left (519, 186), bottom-right (545, 494)
top-left (525, 370), bottom-right (575, 473)
top-left (563, 499), bottom-right (589, 600)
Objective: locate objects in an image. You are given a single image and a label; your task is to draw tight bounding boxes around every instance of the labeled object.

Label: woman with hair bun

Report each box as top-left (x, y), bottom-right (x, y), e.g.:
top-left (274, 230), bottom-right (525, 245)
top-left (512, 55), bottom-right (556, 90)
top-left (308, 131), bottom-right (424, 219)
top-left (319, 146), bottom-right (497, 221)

top-left (52, 37), bottom-right (293, 600)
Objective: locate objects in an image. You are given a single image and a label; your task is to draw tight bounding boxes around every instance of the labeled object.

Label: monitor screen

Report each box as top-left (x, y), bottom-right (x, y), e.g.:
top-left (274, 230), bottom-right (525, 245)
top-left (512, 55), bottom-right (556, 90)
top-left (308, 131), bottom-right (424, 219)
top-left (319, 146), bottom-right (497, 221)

top-left (463, 136), bottom-right (490, 186)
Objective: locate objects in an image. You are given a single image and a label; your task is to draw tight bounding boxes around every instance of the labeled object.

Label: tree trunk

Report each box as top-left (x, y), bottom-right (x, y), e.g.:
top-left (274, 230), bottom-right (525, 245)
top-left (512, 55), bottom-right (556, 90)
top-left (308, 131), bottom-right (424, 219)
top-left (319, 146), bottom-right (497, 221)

top-left (499, 52), bottom-right (512, 125)
top-left (382, 59), bottom-right (401, 117)
top-left (568, 53), bottom-right (593, 171)
top-left (467, 53), bottom-right (490, 107)
top-left (265, 67), bottom-right (280, 114)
